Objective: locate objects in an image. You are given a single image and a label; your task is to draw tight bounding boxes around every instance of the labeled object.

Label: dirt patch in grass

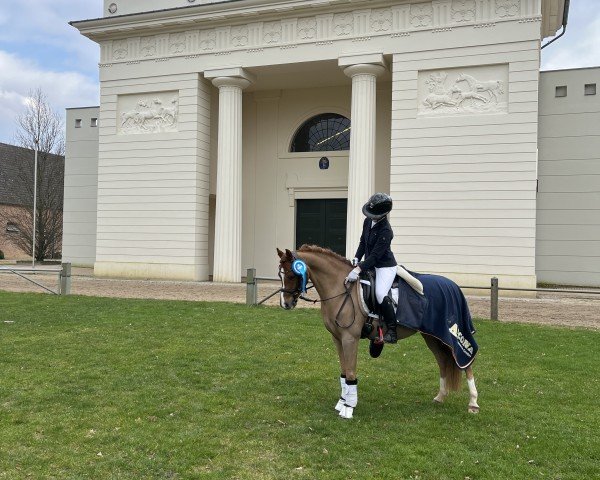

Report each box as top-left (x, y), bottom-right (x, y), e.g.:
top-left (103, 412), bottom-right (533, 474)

top-left (1, 269), bottom-right (598, 329)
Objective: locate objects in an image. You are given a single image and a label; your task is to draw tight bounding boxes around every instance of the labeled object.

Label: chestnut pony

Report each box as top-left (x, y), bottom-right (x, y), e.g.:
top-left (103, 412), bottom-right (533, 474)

top-left (277, 245), bottom-right (479, 419)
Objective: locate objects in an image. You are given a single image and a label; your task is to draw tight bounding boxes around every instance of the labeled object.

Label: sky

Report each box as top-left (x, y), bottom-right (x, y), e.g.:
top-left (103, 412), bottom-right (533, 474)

top-left (0, 0), bottom-right (599, 145)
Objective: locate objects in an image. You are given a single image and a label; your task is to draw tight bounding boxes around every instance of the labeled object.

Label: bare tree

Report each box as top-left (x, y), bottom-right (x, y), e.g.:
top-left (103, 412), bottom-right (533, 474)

top-left (0, 88), bottom-right (65, 260)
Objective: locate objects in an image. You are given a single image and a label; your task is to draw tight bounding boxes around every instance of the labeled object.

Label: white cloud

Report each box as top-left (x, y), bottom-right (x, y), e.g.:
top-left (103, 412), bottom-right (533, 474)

top-left (0, 50), bottom-right (99, 143)
top-left (0, 1), bottom-right (101, 143)
top-left (0, 0), bottom-right (101, 75)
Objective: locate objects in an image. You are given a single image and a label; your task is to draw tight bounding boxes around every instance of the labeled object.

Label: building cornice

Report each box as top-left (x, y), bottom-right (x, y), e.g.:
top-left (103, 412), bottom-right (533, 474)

top-left (72, 0), bottom-right (379, 40)
top-left (71, 0), bottom-right (563, 68)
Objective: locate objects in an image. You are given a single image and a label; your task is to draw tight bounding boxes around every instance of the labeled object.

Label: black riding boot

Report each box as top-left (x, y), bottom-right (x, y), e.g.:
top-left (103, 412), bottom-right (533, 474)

top-left (380, 296), bottom-right (398, 344)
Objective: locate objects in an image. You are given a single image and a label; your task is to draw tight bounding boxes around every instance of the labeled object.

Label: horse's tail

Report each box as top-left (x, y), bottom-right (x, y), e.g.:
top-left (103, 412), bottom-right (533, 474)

top-left (443, 349), bottom-right (462, 391)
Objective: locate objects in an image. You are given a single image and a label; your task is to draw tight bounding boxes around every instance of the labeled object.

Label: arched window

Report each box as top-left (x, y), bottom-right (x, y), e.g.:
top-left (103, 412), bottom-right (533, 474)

top-left (290, 113), bottom-right (351, 152)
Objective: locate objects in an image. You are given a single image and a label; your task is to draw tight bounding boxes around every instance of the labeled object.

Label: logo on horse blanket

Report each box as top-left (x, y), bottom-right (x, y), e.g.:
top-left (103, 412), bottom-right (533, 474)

top-left (449, 323), bottom-right (474, 356)
top-left (395, 271), bottom-right (478, 369)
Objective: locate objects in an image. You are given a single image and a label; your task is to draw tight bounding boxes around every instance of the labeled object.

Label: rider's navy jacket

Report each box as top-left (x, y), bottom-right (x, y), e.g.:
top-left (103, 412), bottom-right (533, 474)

top-left (355, 216), bottom-right (397, 271)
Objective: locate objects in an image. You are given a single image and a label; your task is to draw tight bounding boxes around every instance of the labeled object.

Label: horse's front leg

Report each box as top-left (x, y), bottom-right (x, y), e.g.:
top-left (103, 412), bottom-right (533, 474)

top-left (331, 335), bottom-right (347, 412)
top-left (338, 334), bottom-right (359, 419)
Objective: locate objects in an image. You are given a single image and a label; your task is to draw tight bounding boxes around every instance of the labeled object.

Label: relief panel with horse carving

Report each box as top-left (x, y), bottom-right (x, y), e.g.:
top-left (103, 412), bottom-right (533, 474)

top-left (418, 64), bottom-right (509, 116)
top-left (117, 90), bottom-right (179, 135)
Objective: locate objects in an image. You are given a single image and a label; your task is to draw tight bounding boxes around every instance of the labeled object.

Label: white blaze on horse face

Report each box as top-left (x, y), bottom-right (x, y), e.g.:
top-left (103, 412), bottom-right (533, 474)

top-left (279, 290), bottom-right (286, 309)
top-left (279, 270), bottom-right (291, 309)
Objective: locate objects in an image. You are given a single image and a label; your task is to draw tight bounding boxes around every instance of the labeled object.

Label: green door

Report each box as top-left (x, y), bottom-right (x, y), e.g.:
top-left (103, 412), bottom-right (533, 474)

top-left (296, 199), bottom-right (347, 256)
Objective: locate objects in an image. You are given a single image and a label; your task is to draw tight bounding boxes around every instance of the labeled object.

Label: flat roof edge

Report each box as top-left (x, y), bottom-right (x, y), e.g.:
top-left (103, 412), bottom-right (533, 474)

top-left (66, 106), bottom-right (100, 110)
top-left (541, 66), bottom-right (600, 73)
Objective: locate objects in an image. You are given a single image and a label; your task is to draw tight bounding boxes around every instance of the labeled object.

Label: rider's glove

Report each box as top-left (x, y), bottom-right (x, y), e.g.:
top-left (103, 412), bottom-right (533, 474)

top-left (345, 267), bottom-right (361, 284)
top-left (351, 258), bottom-right (359, 267)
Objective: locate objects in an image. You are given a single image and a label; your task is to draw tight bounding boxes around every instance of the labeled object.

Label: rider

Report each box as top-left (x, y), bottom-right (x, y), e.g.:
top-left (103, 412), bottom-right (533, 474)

top-left (345, 193), bottom-right (398, 344)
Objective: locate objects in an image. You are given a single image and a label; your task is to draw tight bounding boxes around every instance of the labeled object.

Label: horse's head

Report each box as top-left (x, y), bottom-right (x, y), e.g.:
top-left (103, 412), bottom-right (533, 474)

top-left (276, 248), bottom-right (305, 310)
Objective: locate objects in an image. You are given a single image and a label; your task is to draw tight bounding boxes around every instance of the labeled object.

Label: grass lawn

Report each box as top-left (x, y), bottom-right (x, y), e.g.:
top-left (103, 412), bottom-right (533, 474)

top-left (0, 291), bottom-right (598, 479)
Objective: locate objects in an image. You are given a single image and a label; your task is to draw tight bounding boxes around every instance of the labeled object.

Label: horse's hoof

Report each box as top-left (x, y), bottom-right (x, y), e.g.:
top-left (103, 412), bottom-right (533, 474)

top-left (433, 395), bottom-right (445, 404)
top-left (339, 405), bottom-right (353, 419)
top-left (468, 405), bottom-right (480, 414)
top-left (369, 340), bottom-right (384, 358)
top-left (334, 398), bottom-right (345, 412)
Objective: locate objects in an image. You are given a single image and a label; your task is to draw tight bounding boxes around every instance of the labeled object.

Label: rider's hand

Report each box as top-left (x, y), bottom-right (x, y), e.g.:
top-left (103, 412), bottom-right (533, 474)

top-left (351, 258), bottom-right (359, 267)
top-left (345, 267), bottom-right (361, 284)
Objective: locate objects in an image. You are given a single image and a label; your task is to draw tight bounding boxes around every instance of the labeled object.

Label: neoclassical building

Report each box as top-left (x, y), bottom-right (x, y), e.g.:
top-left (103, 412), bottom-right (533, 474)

top-left (65, 0), bottom-right (574, 287)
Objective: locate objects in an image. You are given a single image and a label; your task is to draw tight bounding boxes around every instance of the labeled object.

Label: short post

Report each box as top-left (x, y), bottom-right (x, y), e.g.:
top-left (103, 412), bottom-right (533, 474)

top-left (60, 263), bottom-right (71, 296)
top-left (246, 268), bottom-right (257, 306)
top-left (490, 277), bottom-right (499, 321)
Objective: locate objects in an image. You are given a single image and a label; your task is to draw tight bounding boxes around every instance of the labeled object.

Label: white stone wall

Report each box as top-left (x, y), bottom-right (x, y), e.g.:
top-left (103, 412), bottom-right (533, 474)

top-left (69, 0), bottom-right (566, 282)
top-left (242, 84), bottom-right (392, 277)
top-left (94, 73), bottom-right (211, 280)
top-left (63, 107), bottom-right (100, 267)
top-left (537, 68), bottom-right (600, 287)
top-left (391, 37), bottom-right (541, 288)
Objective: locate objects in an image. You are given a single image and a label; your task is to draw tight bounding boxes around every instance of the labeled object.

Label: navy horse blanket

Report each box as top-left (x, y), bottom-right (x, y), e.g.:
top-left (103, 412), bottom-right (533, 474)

top-left (395, 270), bottom-right (478, 369)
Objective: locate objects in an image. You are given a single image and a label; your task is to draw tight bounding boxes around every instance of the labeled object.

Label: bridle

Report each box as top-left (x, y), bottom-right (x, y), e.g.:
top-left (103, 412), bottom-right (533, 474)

top-left (278, 251), bottom-right (357, 328)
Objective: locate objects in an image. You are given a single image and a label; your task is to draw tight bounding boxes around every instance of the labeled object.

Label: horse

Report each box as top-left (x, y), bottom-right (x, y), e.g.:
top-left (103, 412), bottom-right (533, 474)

top-left (120, 100), bottom-right (157, 129)
top-left (422, 91), bottom-right (459, 110)
top-left (152, 98), bottom-right (178, 125)
top-left (276, 245), bottom-right (480, 419)
top-left (456, 73), bottom-right (504, 103)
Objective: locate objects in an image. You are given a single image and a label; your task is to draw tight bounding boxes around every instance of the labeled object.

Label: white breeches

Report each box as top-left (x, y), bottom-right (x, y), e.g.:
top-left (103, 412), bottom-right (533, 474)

top-left (375, 266), bottom-right (397, 304)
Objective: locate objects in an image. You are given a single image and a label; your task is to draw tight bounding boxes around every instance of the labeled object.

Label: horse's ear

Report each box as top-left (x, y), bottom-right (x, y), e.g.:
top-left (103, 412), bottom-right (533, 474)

top-left (276, 248), bottom-right (284, 259)
top-left (285, 249), bottom-right (294, 260)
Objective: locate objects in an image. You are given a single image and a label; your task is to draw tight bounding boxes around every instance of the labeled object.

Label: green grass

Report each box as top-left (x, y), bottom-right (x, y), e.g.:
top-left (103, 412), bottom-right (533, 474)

top-left (0, 292), bottom-right (598, 480)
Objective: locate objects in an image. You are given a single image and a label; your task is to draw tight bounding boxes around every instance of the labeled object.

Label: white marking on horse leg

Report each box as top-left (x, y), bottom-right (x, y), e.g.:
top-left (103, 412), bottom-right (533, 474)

top-left (344, 384), bottom-right (357, 407)
top-left (339, 383), bottom-right (357, 419)
top-left (335, 376), bottom-right (347, 412)
top-left (433, 377), bottom-right (448, 403)
top-left (339, 405), bottom-right (354, 419)
top-left (467, 377), bottom-right (480, 413)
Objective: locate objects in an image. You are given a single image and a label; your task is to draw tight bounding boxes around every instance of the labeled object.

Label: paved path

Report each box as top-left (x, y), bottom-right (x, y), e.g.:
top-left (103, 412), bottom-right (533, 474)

top-left (1, 268), bottom-right (598, 329)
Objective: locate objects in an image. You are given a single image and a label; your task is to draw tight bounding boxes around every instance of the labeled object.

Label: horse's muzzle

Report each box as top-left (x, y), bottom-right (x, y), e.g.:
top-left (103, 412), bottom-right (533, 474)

top-left (280, 291), bottom-right (298, 310)
top-left (283, 298), bottom-right (297, 310)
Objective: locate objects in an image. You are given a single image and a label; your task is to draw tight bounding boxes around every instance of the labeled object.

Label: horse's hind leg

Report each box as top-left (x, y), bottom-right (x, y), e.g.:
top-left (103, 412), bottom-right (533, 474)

top-left (465, 365), bottom-right (480, 414)
top-left (422, 335), bottom-right (450, 404)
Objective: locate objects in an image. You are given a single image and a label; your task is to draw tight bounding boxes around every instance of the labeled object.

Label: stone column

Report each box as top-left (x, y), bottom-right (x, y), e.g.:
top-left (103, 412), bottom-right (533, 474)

top-left (340, 55), bottom-right (387, 257)
top-left (205, 68), bottom-right (254, 282)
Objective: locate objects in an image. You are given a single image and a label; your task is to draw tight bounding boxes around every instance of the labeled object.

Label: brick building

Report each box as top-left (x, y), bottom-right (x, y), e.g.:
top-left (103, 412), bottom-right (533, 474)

top-left (0, 143), bottom-right (64, 260)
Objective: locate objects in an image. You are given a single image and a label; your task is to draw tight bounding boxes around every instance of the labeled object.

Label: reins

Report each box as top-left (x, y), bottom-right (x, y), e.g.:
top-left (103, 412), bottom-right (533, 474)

top-left (299, 283), bottom-right (357, 328)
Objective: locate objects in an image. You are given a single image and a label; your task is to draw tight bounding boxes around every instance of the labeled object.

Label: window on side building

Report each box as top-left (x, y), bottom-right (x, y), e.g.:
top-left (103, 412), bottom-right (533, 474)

top-left (555, 86), bottom-right (568, 98)
top-left (584, 83), bottom-right (597, 96)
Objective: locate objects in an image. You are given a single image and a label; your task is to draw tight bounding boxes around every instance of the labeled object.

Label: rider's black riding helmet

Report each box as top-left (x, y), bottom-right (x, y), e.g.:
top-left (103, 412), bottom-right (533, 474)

top-left (362, 193), bottom-right (393, 220)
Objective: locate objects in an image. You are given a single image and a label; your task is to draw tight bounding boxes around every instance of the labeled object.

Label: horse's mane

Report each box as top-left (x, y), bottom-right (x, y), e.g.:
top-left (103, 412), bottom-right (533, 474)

top-left (298, 244), bottom-right (352, 267)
